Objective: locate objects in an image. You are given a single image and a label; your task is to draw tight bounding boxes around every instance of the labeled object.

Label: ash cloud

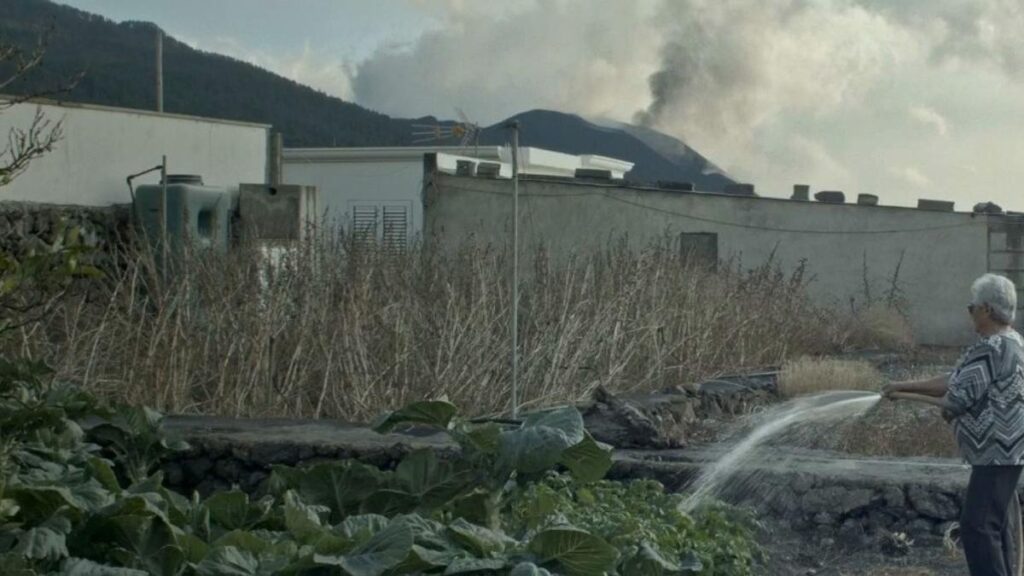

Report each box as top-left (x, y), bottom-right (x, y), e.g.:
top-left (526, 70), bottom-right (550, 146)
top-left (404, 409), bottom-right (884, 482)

top-left (348, 0), bottom-right (1024, 207)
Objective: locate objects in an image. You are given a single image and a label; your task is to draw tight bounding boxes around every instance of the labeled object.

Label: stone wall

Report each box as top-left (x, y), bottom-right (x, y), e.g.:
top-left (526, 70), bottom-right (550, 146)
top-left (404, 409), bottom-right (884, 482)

top-left (160, 412), bottom-right (984, 552)
top-left (0, 201), bottom-right (131, 256)
top-left (159, 416), bottom-right (459, 497)
top-left (611, 449), bottom-right (975, 550)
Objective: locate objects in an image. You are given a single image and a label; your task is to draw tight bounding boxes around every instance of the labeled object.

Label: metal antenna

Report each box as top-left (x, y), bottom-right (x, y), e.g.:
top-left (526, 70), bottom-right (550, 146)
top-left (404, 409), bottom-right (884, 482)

top-left (411, 107), bottom-right (481, 153)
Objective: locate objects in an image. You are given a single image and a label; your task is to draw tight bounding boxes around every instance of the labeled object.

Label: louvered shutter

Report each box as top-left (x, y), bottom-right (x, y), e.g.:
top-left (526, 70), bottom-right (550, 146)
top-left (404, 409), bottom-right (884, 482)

top-left (352, 205), bottom-right (378, 247)
top-left (382, 205), bottom-right (409, 252)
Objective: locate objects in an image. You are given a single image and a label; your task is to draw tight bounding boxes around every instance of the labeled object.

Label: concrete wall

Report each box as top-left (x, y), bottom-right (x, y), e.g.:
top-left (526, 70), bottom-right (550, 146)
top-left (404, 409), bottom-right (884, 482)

top-left (424, 173), bottom-right (1008, 346)
top-left (0, 99), bottom-right (269, 206)
top-left (988, 218), bottom-right (1024, 313)
top-left (281, 148), bottom-right (635, 242)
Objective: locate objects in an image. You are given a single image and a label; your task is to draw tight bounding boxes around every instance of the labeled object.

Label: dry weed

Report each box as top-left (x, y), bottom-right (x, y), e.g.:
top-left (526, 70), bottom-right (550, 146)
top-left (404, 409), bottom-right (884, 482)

top-left (778, 357), bottom-right (884, 398)
top-left (5, 232), bottom-right (839, 421)
top-left (846, 303), bottom-right (916, 352)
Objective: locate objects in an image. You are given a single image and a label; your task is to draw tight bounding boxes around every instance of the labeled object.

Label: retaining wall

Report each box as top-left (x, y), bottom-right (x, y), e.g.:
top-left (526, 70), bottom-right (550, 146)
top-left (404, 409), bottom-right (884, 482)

top-left (159, 415), bottom-right (979, 550)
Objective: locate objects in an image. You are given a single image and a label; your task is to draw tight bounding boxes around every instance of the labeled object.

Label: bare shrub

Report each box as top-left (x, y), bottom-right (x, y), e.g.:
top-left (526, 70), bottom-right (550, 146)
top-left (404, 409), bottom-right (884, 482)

top-left (8, 232), bottom-right (839, 421)
top-left (777, 357), bottom-right (884, 398)
top-left (844, 303), bottom-right (916, 352)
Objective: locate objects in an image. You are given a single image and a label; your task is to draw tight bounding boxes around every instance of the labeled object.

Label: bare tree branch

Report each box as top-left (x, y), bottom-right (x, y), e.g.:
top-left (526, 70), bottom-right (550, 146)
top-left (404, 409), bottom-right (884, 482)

top-left (0, 107), bottom-right (63, 187)
top-left (0, 23), bottom-right (83, 189)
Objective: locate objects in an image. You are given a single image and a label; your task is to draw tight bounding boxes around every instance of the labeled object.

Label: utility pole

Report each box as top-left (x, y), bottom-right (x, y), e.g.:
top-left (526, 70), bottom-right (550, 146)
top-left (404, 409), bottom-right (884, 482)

top-left (270, 132), bottom-right (283, 185)
top-left (156, 29), bottom-right (164, 113)
top-left (506, 120), bottom-right (521, 419)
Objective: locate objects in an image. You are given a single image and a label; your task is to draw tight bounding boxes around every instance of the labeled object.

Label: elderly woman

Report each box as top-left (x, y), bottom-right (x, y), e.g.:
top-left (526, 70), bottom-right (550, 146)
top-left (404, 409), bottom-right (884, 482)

top-left (883, 273), bottom-right (1024, 576)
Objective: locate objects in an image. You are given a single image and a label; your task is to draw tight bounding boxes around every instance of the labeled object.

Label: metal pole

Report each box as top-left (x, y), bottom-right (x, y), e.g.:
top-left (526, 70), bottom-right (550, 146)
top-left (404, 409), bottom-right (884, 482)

top-left (160, 155), bottom-right (168, 283)
top-left (508, 121), bottom-right (520, 418)
top-left (156, 29), bottom-right (164, 113)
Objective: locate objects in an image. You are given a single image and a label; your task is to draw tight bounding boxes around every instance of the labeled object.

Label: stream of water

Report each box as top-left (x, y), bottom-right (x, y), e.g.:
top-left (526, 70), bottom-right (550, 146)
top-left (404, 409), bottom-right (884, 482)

top-left (679, 390), bottom-right (881, 513)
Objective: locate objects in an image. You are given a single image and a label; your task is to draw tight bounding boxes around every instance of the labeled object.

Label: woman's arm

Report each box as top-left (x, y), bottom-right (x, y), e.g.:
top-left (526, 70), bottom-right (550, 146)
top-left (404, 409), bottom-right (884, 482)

top-left (882, 374), bottom-right (950, 398)
top-left (887, 391), bottom-right (952, 409)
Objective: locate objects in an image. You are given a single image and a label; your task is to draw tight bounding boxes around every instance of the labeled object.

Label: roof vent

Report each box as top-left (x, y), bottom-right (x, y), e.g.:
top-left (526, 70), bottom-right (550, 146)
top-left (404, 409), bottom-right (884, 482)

top-left (918, 199), bottom-right (954, 212)
top-left (658, 181), bottom-right (695, 192)
top-left (455, 160), bottom-right (476, 176)
top-left (476, 162), bottom-right (501, 178)
top-left (815, 191), bottom-right (845, 204)
top-left (575, 168), bottom-right (612, 180)
top-left (724, 183), bottom-right (755, 196)
top-left (163, 174), bottom-right (204, 185)
top-left (973, 202), bottom-right (1003, 214)
top-left (857, 194), bottom-right (878, 206)
top-left (791, 184), bottom-right (810, 201)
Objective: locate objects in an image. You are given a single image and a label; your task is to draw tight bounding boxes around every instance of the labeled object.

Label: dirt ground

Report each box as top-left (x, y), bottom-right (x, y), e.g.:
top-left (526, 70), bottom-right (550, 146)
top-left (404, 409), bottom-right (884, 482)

top-left (758, 520), bottom-right (965, 576)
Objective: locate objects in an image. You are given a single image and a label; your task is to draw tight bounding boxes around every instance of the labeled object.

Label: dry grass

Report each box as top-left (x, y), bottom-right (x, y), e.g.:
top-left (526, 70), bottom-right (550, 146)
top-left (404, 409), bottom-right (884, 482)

top-left (775, 359), bottom-right (958, 458)
top-left (4, 233), bottom-right (843, 422)
top-left (845, 302), bottom-right (916, 352)
top-left (777, 357), bottom-right (885, 398)
top-left (832, 399), bottom-right (958, 458)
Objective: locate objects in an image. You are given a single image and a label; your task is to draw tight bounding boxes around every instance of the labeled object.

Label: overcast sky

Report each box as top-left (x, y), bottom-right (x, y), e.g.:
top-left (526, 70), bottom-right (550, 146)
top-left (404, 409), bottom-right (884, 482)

top-left (58, 0), bottom-right (1024, 210)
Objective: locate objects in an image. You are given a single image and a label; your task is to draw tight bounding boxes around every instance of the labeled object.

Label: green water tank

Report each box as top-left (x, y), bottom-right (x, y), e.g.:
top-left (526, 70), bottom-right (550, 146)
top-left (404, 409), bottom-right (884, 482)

top-left (134, 175), bottom-right (231, 255)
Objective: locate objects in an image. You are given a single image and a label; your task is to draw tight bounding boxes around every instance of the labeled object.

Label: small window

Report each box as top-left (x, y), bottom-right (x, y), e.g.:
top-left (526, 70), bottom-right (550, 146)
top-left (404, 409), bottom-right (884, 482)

top-left (680, 232), bottom-right (718, 270)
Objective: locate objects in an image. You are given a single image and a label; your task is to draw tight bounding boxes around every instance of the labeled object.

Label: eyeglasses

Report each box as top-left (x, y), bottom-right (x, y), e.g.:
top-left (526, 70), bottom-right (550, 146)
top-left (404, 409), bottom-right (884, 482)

top-left (968, 304), bottom-right (986, 313)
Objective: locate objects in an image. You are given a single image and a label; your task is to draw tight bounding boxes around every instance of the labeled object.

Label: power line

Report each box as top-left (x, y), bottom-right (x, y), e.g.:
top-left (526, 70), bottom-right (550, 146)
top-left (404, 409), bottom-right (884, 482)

top-left (435, 180), bottom-right (985, 236)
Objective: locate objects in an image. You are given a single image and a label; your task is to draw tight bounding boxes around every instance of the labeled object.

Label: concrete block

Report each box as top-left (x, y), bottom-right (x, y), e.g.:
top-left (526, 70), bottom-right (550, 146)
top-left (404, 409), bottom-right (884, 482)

top-left (815, 191), bottom-right (845, 203)
top-left (724, 183), bottom-right (756, 196)
top-left (990, 232), bottom-right (1009, 249)
top-left (974, 202), bottom-right (1004, 214)
top-left (917, 199), bottom-right (955, 212)
top-left (989, 252), bottom-right (1024, 271)
top-left (575, 168), bottom-right (612, 180)
top-left (455, 160), bottom-right (476, 176)
top-left (238, 183), bottom-right (318, 241)
top-left (658, 181), bottom-right (695, 192)
top-left (1009, 228), bottom-right (1024, 250)
top-left (476, 162), bottom-right (501, 178)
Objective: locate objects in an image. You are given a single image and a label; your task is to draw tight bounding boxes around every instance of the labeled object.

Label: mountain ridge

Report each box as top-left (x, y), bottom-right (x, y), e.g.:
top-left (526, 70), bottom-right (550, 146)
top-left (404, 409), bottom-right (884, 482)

top-left (1, 0), bottom-right (734, 189)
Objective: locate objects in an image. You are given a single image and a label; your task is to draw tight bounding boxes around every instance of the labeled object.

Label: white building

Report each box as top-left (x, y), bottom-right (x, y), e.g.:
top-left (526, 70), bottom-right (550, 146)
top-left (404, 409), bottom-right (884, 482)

top-left (0, 97), bottom-right (269, 206)
top-left (282, 146), bottom-right (633, 243)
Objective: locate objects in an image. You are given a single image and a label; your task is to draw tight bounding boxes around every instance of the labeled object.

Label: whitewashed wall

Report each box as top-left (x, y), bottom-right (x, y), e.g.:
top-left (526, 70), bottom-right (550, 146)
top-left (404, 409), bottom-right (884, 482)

top-left (0, 100), bottom-right (269, 205)
top-left (425, 173), bottom-right (1006, 346)
top-left (283, 156), bottom-right (423, 236)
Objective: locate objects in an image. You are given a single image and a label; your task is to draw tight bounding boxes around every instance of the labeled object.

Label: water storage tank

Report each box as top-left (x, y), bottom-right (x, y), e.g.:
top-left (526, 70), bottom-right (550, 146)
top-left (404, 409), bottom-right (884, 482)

top-left (134, 175), bottom-right (230, 254)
